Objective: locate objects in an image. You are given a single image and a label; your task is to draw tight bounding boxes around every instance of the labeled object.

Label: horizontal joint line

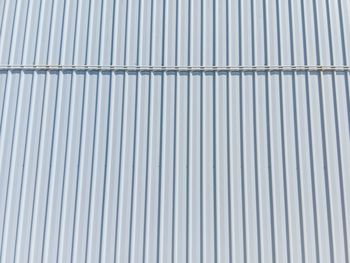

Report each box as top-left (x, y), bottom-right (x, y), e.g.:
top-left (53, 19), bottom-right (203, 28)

top-left (0, 65), bottom-right (349, 72)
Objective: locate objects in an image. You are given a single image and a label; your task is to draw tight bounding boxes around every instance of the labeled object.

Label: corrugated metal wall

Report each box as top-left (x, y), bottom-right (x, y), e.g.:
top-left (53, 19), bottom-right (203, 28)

top-left (0, 0), bottom-right (350, 262)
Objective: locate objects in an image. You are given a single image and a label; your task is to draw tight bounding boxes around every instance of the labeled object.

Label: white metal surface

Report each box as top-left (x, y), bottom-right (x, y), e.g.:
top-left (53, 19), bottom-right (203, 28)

top-left (0, 0), bottom-right (350, 262)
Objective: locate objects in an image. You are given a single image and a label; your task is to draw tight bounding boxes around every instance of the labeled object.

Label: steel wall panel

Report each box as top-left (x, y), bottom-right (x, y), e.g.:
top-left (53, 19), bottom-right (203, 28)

top-left (0, 0), bottom-right (350, 262)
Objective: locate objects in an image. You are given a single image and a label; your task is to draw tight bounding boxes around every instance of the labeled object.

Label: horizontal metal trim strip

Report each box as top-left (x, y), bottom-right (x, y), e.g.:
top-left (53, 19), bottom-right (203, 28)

top-left (0, 64), bottom-right (350, 72)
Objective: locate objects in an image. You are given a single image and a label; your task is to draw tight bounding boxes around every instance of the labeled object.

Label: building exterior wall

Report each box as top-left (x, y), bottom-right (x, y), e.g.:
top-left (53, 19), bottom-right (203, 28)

top-left (0, 0), bottom-right (350, 262)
